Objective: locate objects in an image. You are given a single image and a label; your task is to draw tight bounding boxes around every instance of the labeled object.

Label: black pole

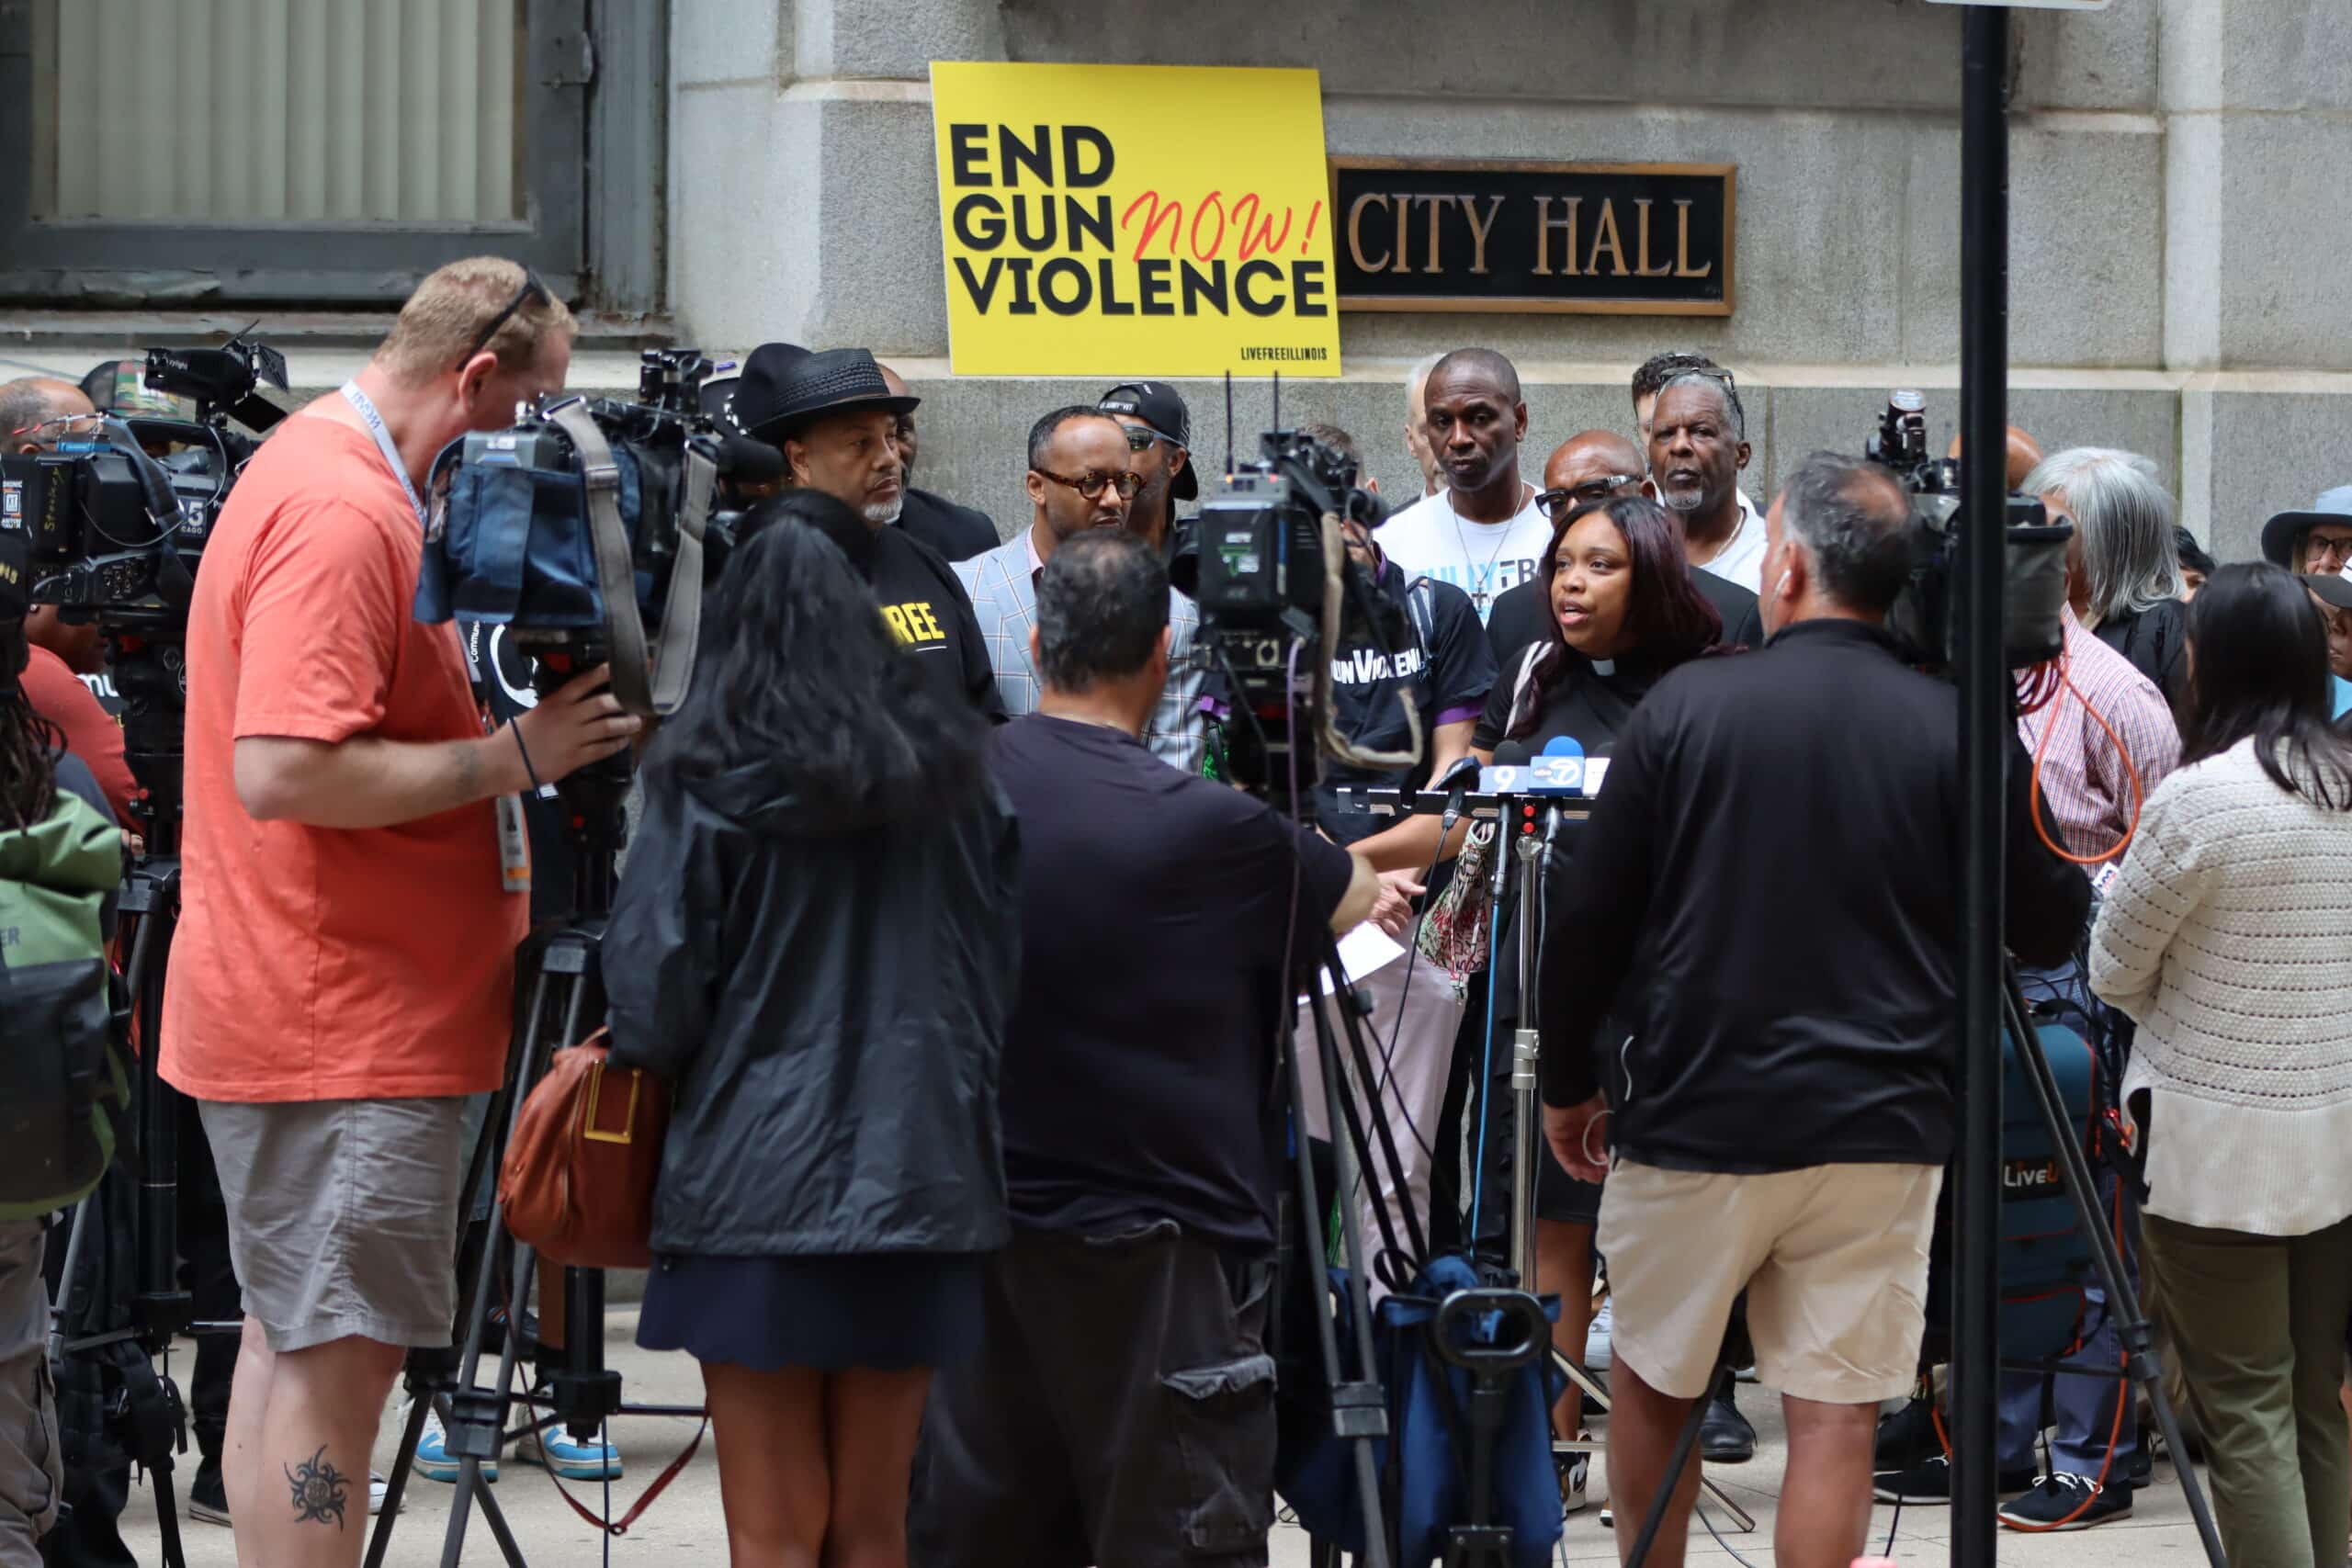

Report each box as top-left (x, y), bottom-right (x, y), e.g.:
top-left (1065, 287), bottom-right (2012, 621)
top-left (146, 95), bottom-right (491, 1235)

top-left (1951, 9), bottom-right (2010, 1566)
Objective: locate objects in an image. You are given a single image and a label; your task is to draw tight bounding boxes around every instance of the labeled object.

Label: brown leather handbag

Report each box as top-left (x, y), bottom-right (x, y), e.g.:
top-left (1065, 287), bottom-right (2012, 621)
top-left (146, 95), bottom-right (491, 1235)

top-left (499, 1027), bottom-right (669, 1269)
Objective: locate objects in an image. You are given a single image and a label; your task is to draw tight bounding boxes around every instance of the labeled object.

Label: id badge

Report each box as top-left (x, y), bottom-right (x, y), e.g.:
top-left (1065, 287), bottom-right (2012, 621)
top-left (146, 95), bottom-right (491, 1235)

top-left (496, 795), bottom-right (532, 896)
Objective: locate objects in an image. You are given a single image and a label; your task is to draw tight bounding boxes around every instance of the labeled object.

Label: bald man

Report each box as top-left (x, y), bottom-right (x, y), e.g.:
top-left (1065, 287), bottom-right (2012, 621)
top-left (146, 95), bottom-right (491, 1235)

top-left (874, 361), bottom-right (998, 561)
top-left (1374, 347), bottom-right (1548, 624)
top-left (1484, 431), bottom-right (1766, 668)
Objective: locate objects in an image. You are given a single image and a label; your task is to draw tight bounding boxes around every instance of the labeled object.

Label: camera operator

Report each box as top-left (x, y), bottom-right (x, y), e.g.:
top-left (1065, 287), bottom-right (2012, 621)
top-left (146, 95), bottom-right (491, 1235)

top-left (729, 344), bottom-right (1003, 718)
top-left (956, 406), bottom-right (1207, 771)
top-left (911, 530), bottom-right (1378, 1568)
top-left (0, 531), bottom-right (120, 1568)
top-left (1537, 453), bottom-right (2088, 1568)
top-left (0, 378), bottom-right (133, 824)
top-left (158, 259), bottom-right (637, 1568)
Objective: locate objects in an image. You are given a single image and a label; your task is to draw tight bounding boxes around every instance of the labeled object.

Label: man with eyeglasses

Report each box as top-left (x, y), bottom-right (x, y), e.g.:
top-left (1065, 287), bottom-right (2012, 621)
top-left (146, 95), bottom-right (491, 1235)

top-left (1485, 431), bottom-right (1765, 669)
top-left (1097, 382), bottom-right (1195, 556)
top-left (158, 258), bottom-right (646, 1568)
top-left (956, 407), bottom-right (1208, 772)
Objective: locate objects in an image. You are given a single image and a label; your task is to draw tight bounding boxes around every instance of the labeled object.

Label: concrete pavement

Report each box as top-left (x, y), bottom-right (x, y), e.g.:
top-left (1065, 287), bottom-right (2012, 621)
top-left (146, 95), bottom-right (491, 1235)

top-left (113, 1314), bottom-right (2215, 1565)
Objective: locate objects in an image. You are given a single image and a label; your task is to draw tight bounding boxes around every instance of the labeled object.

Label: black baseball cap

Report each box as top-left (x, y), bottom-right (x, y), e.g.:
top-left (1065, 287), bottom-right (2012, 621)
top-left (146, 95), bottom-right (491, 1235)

top-left (1099, 382), bottom-right (1196, 500)
top-left (2301, 572), bottom-right (2352, 612)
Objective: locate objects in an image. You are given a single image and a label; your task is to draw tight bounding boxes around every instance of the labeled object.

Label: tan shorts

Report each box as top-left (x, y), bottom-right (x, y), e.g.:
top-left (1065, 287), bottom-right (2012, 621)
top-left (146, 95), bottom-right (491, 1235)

top-left (1597, 1159), bottom-right (1941, 1404)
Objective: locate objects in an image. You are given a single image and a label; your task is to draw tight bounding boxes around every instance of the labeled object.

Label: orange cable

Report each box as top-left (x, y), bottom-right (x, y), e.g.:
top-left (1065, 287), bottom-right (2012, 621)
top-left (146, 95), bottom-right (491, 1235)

top-left (2026, 652), bottom-right (2147, 866)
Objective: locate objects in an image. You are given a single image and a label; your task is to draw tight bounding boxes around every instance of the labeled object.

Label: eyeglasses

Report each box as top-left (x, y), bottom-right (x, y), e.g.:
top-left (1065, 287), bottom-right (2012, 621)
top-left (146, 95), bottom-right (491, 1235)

top-left (1536, 478), bottom-right (1642, 518)
top-left (1121, 425), bottom-right (1182, 455)
top-left (461, 269), bottom-right (553, 365)
top-left (2309, 533), bottom-right (2352, 565)
top-left (1035, 467), bottom-right (1141, 501)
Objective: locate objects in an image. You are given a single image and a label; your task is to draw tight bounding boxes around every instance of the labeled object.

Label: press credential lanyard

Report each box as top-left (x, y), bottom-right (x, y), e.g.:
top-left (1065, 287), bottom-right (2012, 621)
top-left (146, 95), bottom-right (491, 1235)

top-left (339, 383), bottom-right (532, 897)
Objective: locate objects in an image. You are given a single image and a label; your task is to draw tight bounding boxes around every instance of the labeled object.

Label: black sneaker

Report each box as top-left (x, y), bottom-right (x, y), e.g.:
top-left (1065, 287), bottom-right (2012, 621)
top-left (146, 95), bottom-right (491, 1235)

top-left (1873, 1394), bottom-right (1941, 1472)
top-left (1996, 1472), bottom-right (2132, 1530)
top-left (188, 1461), bottom-right (231, 1527)
top-left (1872, 1454), bottom-right (2038, 1504)
top-left (1701, 1386), bottom-right (1756, 1464)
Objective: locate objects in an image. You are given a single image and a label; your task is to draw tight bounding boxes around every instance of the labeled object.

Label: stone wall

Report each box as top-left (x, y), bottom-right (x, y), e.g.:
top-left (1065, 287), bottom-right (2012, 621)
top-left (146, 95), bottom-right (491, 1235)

top-left (668, 0), bottom-right (2352, 563)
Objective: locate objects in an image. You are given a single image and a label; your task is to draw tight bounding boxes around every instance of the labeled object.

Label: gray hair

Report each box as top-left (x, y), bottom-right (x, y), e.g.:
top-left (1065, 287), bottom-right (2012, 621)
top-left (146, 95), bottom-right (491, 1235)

top-left (1036, 530), bottom-right (1170, 694)
top-left (2021, 447), bottom-right (2181, 623)
top-left (1405, 351), bottom-right (1446, 418)
top-left (0, 378), bottom-right (71, 444)
top-left (1655, 368), bottom-right (1745, 444)
top-left (1779, 452), bottom-right (1917, 615)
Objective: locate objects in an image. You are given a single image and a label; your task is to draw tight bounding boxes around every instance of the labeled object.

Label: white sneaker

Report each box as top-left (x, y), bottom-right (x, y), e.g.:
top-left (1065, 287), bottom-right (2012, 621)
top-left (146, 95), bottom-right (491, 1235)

top-left (1586, 1298), bottom-right (1613, 1371)
top-left (1556, 1432), bottom-right (1593, 1516)
top-left (369, 1471), bottom-right (393, 1517)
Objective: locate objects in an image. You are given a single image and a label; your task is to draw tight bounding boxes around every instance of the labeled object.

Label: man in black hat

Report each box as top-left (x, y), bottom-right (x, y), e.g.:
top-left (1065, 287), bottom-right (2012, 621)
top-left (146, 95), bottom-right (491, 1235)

top-left (1098, 382), bottom-right (1195, 555)
top-left (877, 362), bottom-right (998, 562)
top-left (733, 343), bottom-right (1003, 718)
top-left (2262, 486), bottom-right (2352, 578)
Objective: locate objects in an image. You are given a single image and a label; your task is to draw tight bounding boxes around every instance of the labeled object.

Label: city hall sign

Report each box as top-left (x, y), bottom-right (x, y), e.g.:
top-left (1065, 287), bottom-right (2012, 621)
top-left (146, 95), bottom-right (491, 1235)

top-left (1329, 159), bottom-right (1735, 316)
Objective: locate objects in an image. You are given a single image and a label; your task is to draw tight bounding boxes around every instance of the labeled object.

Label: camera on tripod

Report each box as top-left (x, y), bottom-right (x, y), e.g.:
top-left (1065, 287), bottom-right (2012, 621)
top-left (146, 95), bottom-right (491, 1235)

top-left (416, 346), bottom-right (777, 728)
top-left (1, 335), bottom-right (288, 625)
top-left (1177, 425), bottom-right (1416, 804)
top-left (1868, 388), bottom-right (2074, 672)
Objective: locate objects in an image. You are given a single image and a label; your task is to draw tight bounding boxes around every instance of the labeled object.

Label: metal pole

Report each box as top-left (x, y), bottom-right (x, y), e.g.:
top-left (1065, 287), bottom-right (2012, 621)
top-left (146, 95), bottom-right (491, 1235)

top-left (1951, 8), bottom-right (2011, 1564)
top-left (1510, 831), bottom-right (1541, 1287)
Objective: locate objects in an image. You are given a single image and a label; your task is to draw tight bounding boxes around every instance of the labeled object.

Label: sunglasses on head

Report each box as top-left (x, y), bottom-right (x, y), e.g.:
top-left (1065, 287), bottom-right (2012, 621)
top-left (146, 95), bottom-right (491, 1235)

top-left (462, 270), bottom-right (552, 366)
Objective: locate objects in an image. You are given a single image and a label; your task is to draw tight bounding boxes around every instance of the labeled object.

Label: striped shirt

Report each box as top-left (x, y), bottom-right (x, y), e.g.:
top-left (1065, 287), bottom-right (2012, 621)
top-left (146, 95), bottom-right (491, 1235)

top-left (2018, 606), bottom-right (2182, 861)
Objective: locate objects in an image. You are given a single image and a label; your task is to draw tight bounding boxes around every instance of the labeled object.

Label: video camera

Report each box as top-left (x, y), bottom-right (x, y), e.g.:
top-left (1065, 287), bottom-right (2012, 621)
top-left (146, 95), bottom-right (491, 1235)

top-left (416, 346), bottom-right (783, 718)
top-left (2, 334), bottom-right (288, 626)
top-left (1175, 425), bottom-right (1418, 812)
top-left (1868, 389), bottom-right (2073, 672)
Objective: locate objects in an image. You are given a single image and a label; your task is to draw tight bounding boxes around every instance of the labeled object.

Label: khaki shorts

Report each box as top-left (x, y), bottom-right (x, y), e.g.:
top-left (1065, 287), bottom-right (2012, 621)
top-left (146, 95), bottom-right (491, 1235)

top-left (202, 1096), bottom-right (471, 1353)
top-left (1598, 1159), bottom-right (1941, 1404)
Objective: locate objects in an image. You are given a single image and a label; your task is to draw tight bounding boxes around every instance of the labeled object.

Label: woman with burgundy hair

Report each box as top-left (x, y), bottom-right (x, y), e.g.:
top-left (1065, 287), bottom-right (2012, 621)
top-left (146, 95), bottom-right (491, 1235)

top-left (1464, 493), bottom-right (1730, 1500)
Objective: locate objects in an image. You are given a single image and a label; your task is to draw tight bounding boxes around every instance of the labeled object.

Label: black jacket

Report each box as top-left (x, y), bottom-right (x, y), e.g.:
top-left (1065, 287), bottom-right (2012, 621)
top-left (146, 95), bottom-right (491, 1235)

top-left (2095, 598), bottom-right (2191, 728)
top-left (1487, 569), bottom-right (1764, 670)
top-left (604, 761), bottom-right (1022, 1257)
top-left (1536, 618), bottom-right (2088, 1172)
top-left (897, 487), bottom-right (999, 562)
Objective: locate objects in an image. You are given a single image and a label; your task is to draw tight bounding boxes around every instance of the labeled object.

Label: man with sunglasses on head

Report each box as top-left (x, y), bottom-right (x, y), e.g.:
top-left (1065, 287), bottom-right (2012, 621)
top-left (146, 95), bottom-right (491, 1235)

top-left (1485, 431), bottom-right (1766, 670)
top-left (1647, 367), bottom-right (1765, 594)
top-left (956, 406), bottom-right (1207, 772)
top-left (1098, 381), bottom-right (1195, 556)
top-left (157, 260), bottom-right (650, 1568)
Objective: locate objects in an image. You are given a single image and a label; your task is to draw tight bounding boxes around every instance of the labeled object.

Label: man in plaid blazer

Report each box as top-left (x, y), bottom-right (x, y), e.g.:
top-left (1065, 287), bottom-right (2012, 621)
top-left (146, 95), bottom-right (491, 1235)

top-left (955, 406), bottom-right (1207, 774)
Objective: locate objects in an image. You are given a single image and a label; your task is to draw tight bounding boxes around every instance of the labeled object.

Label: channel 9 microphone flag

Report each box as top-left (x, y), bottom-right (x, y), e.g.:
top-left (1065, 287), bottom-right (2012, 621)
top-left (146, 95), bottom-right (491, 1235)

top-left (929, 62), bottom-right (1343, 378)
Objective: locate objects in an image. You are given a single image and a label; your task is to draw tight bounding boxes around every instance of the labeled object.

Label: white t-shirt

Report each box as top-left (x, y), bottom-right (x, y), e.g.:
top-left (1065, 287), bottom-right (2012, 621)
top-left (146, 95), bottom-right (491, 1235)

top-left (1691, 490), bottom-right (1769, 596)
top-left (1375, 483), bottom-right (1551, 626)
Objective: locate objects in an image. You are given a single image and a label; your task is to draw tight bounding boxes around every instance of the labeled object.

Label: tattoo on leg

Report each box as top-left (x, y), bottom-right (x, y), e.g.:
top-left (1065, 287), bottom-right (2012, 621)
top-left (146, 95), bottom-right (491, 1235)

top-left (286, 1445), bottom-right (351, 1529)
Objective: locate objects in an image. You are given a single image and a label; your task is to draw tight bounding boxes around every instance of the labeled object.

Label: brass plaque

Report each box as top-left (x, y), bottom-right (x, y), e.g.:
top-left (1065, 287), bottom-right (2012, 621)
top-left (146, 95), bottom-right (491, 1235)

top-left (1329, 158), bottom-right (1735, 316)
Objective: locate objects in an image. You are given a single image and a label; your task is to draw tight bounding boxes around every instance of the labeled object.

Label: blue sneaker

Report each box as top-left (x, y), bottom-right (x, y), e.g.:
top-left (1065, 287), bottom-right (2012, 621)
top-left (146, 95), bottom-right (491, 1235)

top-left (517, 1422), bottom-right (622, 1483)
top-left (402, 1397), bottom-right (496, 1483)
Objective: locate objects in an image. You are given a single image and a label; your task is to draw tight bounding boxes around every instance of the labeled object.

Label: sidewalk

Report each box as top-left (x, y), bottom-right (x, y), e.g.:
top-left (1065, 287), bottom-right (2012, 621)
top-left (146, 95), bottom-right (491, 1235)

top-left (115, 1315), bottom-right (2213, 1565)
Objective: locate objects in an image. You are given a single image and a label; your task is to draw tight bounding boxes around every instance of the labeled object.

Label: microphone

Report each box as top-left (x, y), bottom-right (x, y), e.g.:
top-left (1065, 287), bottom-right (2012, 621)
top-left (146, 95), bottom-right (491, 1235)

top-left (1532, 734), bottom-right (1587, 795)
top-left (1432, 752), bottom-right (1481, 831)
top-left (1480, 739), bottom-right (1531, 797)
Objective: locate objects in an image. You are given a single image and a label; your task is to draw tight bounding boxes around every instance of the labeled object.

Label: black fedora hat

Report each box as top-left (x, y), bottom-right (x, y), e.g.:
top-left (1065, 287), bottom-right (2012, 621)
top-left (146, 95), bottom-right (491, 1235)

top-left (2262, 485), bottom-right (2352, 568)
top-left (730, 344), bottom-right (916, 444)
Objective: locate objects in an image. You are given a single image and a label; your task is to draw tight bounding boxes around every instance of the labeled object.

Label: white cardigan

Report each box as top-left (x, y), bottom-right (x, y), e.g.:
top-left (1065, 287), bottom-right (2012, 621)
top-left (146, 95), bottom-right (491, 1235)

top-left (2088, 737), bottom-right (2352, 1236)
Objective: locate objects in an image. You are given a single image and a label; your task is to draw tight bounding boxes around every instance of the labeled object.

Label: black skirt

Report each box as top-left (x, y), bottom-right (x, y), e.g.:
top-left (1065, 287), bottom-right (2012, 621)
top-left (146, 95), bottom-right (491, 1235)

top-left (637, 1251), bottom-right (989, 1372)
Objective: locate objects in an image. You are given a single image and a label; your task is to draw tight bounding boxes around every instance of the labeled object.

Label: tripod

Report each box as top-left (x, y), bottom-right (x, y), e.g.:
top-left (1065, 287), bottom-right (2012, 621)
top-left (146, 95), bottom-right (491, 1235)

top-left (367, 758), bottom-right (706, 1568)
top-left (47, 626), bottom-right (243, 1568)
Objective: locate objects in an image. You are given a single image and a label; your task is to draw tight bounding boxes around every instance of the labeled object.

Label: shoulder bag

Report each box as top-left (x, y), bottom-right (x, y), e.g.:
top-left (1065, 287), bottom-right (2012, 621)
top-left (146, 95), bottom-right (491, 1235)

top-left (499, 1027), bottom-right (669, 1270)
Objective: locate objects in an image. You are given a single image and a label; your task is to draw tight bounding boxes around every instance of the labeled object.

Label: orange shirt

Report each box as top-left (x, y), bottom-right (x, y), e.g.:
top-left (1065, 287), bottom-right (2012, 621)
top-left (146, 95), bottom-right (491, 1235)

top-left (161, 413), bottom-right (526, 1102)
top-left (18, 645), bottom-right (136, 824)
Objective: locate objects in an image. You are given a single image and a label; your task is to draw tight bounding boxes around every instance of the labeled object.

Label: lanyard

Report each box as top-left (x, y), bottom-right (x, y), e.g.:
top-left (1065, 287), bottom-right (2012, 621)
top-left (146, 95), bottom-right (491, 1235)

top-left (339, 382), bottom-right (429, 533)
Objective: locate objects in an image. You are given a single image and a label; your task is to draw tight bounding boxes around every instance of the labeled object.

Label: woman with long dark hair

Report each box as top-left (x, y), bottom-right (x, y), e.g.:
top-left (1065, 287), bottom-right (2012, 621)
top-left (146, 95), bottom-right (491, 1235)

top-left (605, 491), bottom-right (1019, 1568)
top-left (1462, 494), bottom-right (1724, 1493)
top-left (2090, 561), bottom-right (2352, 1568)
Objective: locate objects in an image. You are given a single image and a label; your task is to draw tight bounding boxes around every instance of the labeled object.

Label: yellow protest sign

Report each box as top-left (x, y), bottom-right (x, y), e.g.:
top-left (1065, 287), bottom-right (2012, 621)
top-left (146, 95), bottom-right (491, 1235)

top-left (929, 62), bottom-right (1342, 378)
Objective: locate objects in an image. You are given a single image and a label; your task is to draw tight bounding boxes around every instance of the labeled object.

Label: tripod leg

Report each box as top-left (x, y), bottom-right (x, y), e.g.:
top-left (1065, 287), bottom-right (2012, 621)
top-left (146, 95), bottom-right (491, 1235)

top-left (2001, 969), bottom-right (2227, 1568)
top-left (1623, 1367), bottom-right (1723, 1568)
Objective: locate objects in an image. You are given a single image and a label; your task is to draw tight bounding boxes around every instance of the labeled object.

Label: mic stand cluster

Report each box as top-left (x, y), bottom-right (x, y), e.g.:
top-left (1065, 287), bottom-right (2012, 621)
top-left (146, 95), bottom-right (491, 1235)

top-left (1344, 786), bottom-right (1757, 1544)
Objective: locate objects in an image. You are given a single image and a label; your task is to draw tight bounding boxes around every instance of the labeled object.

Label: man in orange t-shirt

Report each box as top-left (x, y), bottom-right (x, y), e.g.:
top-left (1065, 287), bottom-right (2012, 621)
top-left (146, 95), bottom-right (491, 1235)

top-left (161, 259), bottom-right (639, 1568)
